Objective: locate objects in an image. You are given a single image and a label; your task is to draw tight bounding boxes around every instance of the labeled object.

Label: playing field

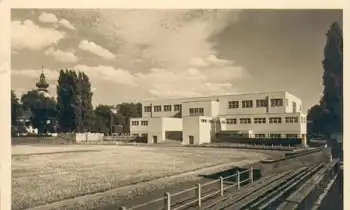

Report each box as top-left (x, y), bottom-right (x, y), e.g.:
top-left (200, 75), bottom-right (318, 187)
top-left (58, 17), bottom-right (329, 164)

top-left (12, 144), bottom-right (274, 209)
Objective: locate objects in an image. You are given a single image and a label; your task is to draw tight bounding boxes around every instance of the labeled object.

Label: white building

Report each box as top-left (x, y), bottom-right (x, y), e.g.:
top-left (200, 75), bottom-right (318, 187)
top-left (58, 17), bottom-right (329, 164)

top-left (130, 91), bottom-right (307, 145)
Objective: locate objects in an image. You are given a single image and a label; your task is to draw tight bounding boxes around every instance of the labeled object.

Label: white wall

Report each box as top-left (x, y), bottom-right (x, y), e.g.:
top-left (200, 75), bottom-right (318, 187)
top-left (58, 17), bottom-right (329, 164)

top-left (130, 118), bottom-right (150, 135)
top-left (162, 117), bottom-right (182, 131)
top-left (182, 116), bottom-right (200, 145)
top-left (199, 116), bottom-right (214, 144)
top-left (285, 92), bottom-right (303, 113)
top-left (147, 117), bottom-right (163, 143)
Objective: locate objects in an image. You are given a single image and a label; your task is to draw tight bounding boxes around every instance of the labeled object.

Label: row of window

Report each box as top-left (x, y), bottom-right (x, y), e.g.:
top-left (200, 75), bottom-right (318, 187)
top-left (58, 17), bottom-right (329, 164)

top-left (226, 116), bottom-right (303, 125)
top-left (201, 119), bottom-right (226, 124)
top-left (144, 104), bottom-right (182, 113)
top-left (228, 98), bottom-right (284, 109)
top-left (131, 120), bottom-right (149, 126)
top-left (255, 134), bottom-right (299, 138)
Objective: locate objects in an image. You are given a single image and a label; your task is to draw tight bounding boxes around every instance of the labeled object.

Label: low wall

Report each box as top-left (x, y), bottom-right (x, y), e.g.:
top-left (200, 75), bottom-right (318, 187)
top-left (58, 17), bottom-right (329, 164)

top-left (259, 147), bottom-right (332, 176)
top-left (212, 136), bottom-right (302, 146)
top-left (58, 133), bottom-right (104, 142)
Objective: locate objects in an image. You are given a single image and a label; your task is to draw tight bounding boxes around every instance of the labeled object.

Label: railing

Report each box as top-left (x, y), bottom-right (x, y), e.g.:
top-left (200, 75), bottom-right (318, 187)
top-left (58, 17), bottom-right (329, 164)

top-left (190, 143), bottom-right (303, 151)
top-left (119, 167), bottom-right (254, 210)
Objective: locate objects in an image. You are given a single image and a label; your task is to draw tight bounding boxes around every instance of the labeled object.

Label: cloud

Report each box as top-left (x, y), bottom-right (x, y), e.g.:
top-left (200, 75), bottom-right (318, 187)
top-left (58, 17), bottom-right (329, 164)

top-left (58, 19), bottom-right (76, 30)
top-left (11, 68), bottom-right (59, 81)
top-left (11, 20), bottom-right (65, 50)
top-left (74, 64), bottom-right (137, 86)
top-left (86, 10), bottom-right (240, 69)
top-left (44, 47), bottom-right (79, 63)
top-left (38, 12), bottom-right (58, 23)
top-left (78, 40), bottom-right (116, 60)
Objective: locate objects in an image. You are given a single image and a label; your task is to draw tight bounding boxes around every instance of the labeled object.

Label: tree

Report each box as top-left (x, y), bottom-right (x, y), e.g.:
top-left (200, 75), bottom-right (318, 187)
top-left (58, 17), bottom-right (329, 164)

top-left (56, 69), bottom-right (94, 132)
top-left (307, 22), bottom-right (343, 137)
top-left (94, 105), bottom-right (112, 134)
top-left (21, 90), bottom-right (57, 133)
top-left (11, 90), bottom-right (22, 125)
top-left (117, 103), bottom-right (142, 133)
top-left (320, 22), bottom-right (343, 133)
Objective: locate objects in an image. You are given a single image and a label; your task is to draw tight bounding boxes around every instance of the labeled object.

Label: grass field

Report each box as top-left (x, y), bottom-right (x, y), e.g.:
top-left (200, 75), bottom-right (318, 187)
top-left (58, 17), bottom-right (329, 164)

top-left (12, 144), bottom-right (274, 210)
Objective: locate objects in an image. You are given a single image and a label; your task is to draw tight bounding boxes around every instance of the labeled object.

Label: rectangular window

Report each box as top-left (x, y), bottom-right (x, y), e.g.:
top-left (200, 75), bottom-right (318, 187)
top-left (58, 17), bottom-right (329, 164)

top-left (286, 134), bottom-right (298, 138)
top-left (254, 117), bottom-right (266, 124)
top-left (201, 119), bottom-right (207, 123)
top-left (226, 118), bottom-right (237, 124)
top-left (285, 117), bottom-right (299, 123)
top-left (141, 133), bottom-right (147, 137)
top-left (209, 120), bottom-right (214, 123)
top-left (242, 100), bottom-right (253, 108)
top-left (256, 99), bottom-right (267, 108)
top-left (164, 105), bottom-right (172, 112)
top-left (271, 98), bottom-right (283, 107)
top-left (228, 101), bottom-right (239, 109)
top-left (141, 121), bottom-right (148, 126)
top-left (255, 134), bottom-right (266, 138)
top-left (239, 118), bottom-right (251, 124)
top-left (269, 117), bottom-right (282, 124)
top-left (144, 106), bottom-right (151, 112)
top-left (189, 108), bottom-right (204, 116)
top-left (154, 105), bottom-right (161, 112)
top-left (221, 121), bottom-right (225, 124)
top-left (131, 121), bottom-right (139, 126)
top-left (174, 104), bottom-right (182, 111)
top-left (270, 134), bottom-right (281, 138)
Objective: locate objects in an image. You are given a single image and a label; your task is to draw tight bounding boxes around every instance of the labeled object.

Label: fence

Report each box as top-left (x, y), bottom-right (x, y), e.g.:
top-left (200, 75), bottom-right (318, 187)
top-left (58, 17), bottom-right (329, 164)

top-left (119, 167), bottom-right (254, 210)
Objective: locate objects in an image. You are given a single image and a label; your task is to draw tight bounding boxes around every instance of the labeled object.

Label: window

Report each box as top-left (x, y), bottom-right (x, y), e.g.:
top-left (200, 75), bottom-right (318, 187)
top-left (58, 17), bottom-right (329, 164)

top-left (226, 118), bottom-right (237, 124)
top-left (141, 133), bottom-right (147, 137)
top-left (174, 104), bottom-right (182, 111)
top-left (240, 118), bottom-right (251, 124)
top-left (255, 134), bottom-right (266, 138)
top-left (271, 98), bottom-right (283, 107)
top-left (286, 98), bottom-right (289, 106)
top-left (228, 101), bottom-right (239, 109)
top-left (286, 134), bottom-right (298, 138)
top-left (164, 105), bottom-right (172, 112)
top-left (256, 99), bottom-right (267, 108)
top-left (154, 105), bottom-right (161, 112)
top-left (141, 121), bottom-right (148, 126)
top-left (221, 121), bottom-right (226, 124)
top-left (242, 100), bottom-right (253, 108)
top-left (270, 134), bottom-right (281, 138)
top-left (285, 117), bottom-right (299, 123)
top-left (254, 117), bottom-right (266, 124)
top-left (201, 119), bottom-right (207, 123)
top-left (209, 120), bottom-right (214, 123)
top-left (269, 117), bottom-right (282, 124)
top-left (131, 121), bottom-right (139, 126)
top-left (189, 108), bottom-right (204, 116)
top-left (144, 106), bottom-right (151, 112)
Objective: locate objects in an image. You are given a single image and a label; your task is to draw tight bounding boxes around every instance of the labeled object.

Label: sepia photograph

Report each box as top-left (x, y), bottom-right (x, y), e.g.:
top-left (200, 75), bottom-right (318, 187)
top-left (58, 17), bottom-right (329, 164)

top-left (10, 9), bottom-right (343, 210)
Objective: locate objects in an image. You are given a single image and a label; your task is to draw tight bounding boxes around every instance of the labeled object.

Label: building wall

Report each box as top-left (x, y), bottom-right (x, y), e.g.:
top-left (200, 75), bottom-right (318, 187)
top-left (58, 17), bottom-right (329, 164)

top-left (182, 117), bottom-right (200, 144)
top-left (141, 91), bottom-right (303, 118)
top-left (182, 100), bottom-right (219, 117)
top-left (130, 117), bottom-right (183, 143)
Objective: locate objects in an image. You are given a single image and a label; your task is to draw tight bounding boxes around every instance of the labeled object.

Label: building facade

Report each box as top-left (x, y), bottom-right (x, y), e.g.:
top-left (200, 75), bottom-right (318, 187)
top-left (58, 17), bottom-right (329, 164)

top-left (130, 91), bottom-right (307, 145)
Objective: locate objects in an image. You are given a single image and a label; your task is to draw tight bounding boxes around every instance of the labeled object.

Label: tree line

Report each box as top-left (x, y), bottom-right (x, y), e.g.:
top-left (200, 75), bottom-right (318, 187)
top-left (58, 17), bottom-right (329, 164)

top-left (11, 69), bottom-right (141, 135)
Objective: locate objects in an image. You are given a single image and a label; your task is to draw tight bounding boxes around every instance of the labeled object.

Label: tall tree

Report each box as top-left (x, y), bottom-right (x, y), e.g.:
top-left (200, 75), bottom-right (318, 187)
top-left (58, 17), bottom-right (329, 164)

top-left (21, 90), bottom-right (57, 133)
top-left (320, 22), bottom-right (343, 133)
top-left (307, 22), bottom-right (343, 137)
top-left (56, 69), bottom-right (94, 132)
top-left (11, 90), bottom-right (22, 125)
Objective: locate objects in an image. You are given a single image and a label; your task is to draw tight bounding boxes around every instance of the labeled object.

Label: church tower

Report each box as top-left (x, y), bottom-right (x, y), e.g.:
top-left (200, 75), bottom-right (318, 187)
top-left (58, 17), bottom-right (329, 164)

top-left (35, 66), bottom-right (52, 98)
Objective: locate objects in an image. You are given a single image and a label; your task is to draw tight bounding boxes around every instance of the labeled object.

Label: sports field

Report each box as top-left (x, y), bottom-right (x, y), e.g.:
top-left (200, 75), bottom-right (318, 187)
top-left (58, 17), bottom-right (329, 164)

top-left (12, 144), bottom-right (275, 210)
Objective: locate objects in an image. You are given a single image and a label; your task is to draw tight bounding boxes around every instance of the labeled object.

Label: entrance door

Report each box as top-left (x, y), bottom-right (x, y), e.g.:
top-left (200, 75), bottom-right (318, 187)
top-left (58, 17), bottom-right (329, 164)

top-left (152, 135), bottom-right (158, 143)
top-left (189, 135), bottom-right (194, 145)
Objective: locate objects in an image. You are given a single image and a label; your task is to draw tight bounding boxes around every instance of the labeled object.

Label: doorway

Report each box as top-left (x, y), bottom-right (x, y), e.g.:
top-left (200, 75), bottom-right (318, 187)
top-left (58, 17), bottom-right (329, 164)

top-left (189, 135), bottom-right (194, 145)
top-left (152, 135), bottom-right (158, 143)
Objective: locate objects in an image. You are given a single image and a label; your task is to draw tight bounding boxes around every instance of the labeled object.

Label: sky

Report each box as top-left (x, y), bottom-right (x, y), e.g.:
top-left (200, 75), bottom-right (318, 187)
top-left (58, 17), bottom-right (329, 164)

top-left (11, 9), bottom-right (342, 111)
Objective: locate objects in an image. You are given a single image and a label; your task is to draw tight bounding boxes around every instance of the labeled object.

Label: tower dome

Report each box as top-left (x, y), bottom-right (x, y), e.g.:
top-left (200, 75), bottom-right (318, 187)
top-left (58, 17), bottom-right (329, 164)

top-left (36, 66), bottom-right (49, 92)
